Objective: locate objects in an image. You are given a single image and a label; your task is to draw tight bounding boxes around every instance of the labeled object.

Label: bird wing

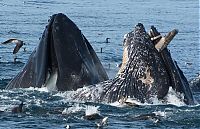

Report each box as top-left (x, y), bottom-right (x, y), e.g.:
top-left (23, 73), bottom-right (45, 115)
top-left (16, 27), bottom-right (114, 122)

top-left (1, 38), bottom-right (18, 44)
top-left (13, 41), bottom-right (23, 54)
top-left (1, 38), bottom-right (23, 54)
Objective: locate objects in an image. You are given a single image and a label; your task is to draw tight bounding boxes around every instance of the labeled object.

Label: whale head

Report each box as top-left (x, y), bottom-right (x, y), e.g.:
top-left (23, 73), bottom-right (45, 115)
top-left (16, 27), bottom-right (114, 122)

top-left (101, 23), bottom-right (193, 104)
top-left (6, 13), bottom-right (108, 91)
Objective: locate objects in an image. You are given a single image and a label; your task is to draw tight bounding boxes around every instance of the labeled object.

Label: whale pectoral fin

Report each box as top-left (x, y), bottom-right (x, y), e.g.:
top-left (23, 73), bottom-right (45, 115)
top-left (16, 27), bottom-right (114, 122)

top-left (160, 43), bottom-right (194, 104)
top-left (173, 61), bottom-right (194, 104)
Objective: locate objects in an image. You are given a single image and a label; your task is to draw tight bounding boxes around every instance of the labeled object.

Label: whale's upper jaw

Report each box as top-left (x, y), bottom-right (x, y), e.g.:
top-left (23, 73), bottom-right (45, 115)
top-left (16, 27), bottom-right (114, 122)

top-left (40, 13), bottom-right (109, 91)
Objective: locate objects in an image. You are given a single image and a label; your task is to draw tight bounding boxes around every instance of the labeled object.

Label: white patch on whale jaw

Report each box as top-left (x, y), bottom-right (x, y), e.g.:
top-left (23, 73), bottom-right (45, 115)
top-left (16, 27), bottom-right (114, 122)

top-left (118, 46), bottom-right (129, 74)
top-left (43, 70), bottom-right (58, 91)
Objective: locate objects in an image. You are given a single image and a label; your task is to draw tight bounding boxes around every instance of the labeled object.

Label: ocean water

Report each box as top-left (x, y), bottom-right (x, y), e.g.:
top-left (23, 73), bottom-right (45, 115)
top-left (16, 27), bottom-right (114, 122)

top-left (0, 0), bottom-right (199, 128)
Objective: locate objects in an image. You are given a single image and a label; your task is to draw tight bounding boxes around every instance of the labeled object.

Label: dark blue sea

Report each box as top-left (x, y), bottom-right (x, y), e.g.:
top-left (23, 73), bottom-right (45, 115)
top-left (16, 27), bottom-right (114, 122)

top-left (0, 0), bottom-right (199, 128)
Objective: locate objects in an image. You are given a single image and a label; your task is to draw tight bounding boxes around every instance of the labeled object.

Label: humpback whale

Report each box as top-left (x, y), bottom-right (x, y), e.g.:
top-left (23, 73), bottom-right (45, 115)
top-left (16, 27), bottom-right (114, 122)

top-left (6, 13), bottom-right (108, 91)
top-left (72, 23), bottom-right (194, 105)
top-left (5, 13), bottom-right (194, 105)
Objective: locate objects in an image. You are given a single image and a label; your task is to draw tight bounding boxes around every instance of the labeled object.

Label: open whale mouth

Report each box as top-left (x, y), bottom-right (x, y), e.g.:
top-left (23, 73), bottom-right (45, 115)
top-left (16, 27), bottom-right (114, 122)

top-left (6, 13), bottom-right (108, 91)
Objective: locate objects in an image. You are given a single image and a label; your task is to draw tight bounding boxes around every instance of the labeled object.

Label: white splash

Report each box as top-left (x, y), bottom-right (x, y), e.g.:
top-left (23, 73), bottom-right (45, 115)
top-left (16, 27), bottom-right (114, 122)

top-left (148, 87), bottom-right (186, 106)
top-left (149, 96), bottom-right (165, 105)
top-left (153, 111), bottom-right (166, 117)
top-left (110, 97), bottom-right (142, 107)
top-left (0, 94), bottom-right (10, 99)
top-left (109, 87), bottom-right (186, 107)
top-left (62, 103), bottom-right (83, 115)
top-left (165, 87), bottom-right (185, 106)
top-left (17, 81), bottom-right (186, 107)
top-left (25, 87), bottom-right (49, 92)
top-left (0, 106), bottom-right (8, 111)
top-left (126, 97), bottom-right (142, 105)
top-left (85, 105), bottom-right (100, 116)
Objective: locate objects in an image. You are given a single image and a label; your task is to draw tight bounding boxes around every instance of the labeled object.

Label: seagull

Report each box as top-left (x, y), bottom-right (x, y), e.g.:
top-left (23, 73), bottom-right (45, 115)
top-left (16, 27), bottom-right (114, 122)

top-left (1, 38), bottom-right (24, 54)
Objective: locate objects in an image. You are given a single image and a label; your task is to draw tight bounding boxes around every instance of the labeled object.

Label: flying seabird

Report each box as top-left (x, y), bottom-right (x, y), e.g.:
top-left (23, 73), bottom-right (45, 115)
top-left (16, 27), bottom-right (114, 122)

top-left (1, 38), bottom-right (24, 54)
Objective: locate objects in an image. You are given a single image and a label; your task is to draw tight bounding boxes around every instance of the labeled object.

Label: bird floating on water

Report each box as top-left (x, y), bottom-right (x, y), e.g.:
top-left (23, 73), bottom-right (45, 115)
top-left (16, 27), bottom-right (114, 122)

top-left (64, 125), bottom-right (70, 129)
top-left (11, 101), bottom-right (24, 113)
top-left (105, 38), bottom-right (110, 43)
